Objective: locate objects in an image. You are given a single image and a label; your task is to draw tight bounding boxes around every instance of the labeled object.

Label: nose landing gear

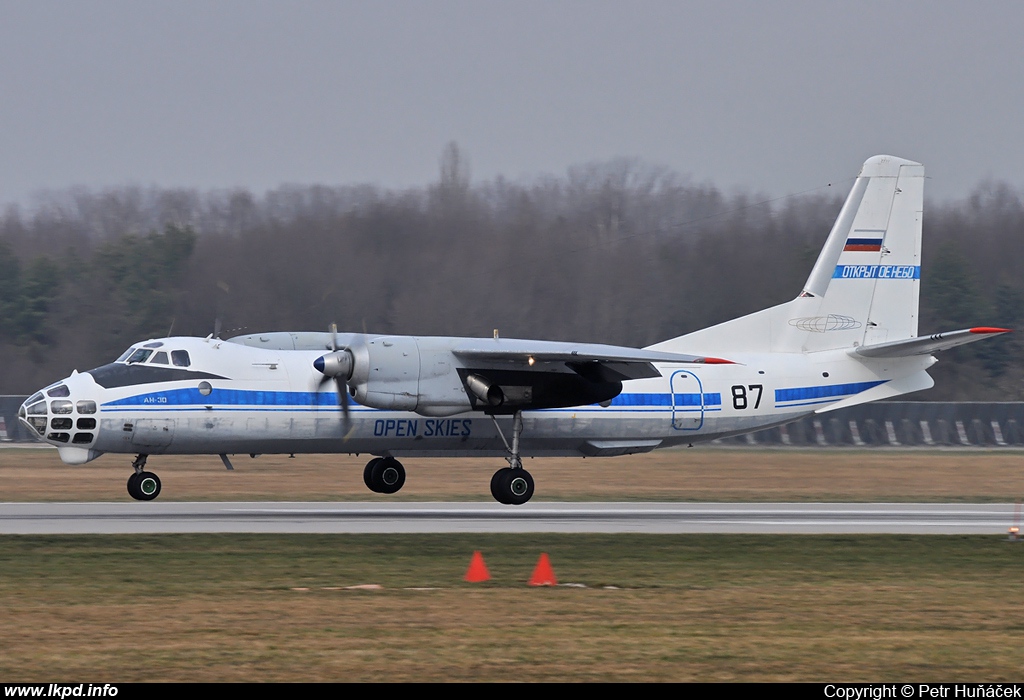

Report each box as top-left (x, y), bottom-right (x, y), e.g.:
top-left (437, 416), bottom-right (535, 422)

top-left (126, 454), bottom-right (161, 501)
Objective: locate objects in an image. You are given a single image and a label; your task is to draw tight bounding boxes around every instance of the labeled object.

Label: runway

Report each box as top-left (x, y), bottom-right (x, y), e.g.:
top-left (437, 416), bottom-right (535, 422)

top-left (0, 501), bottom-right (1020, 534)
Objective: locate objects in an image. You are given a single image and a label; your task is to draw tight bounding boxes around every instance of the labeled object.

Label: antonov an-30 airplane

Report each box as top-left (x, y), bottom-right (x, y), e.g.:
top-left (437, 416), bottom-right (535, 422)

top-left (18, 156), bottom-right (1010, 504)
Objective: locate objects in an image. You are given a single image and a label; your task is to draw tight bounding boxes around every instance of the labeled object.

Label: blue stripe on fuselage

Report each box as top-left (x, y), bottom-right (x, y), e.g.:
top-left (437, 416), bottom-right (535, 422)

top-left (774, 380), bottom-right (886, 404)
top-left (611, 393), bottom-right (722, 407)
top-left (102, 388), bottom-right (723, 410)
top-left (103, 388), bottom-right (347, 407)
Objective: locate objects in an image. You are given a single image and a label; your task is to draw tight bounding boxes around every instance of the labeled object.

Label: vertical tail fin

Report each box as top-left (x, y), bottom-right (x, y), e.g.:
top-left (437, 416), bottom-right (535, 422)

top-left (653, 155), bottom-right (924, 355)
top-left (798, 155), bottom-right (923, 351)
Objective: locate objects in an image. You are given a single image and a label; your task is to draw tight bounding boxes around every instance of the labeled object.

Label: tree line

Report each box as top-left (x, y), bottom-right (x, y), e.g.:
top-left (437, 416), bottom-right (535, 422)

top-left (1, 149), bottom-right (1021, 399)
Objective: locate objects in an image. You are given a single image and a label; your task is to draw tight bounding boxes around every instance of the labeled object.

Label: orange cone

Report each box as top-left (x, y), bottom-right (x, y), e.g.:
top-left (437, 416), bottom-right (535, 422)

top-left (528, 553), bottom-right (557, 586)
top-left (464, 551), bottom-right (491, 582)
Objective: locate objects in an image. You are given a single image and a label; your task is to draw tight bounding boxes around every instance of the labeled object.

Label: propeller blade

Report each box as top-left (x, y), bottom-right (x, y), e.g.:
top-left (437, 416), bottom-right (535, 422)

top-left (324, 324), bottom-right (355, 437)
top-left (336, 377), bottom-right (351, 433)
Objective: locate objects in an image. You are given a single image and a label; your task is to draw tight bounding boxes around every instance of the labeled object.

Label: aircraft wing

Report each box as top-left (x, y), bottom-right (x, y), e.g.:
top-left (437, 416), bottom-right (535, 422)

top-left (852, 327), bottom-right (1011, 359)
top-left (453, 338), bottom-right (734, 381)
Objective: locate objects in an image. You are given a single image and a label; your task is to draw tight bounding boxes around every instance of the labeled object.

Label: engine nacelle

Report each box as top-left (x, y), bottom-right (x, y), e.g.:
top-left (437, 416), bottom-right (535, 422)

top-left (325, 336), bottom-right (471, 416)
top-left (349, 336), bottom-right (419, 410)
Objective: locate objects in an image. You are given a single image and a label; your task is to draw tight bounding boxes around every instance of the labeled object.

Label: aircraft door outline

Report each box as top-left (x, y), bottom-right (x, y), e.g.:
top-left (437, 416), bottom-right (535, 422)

top-left (670, 370), bottom-right (704, 431)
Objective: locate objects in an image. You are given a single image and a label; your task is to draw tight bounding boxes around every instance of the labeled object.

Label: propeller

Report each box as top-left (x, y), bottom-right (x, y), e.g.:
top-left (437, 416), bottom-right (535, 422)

top-left (314, 323), bottom-right (354, 433)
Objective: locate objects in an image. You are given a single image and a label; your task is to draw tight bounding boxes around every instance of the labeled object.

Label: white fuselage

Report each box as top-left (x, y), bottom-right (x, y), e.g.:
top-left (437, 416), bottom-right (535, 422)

top-left (22, 335), bottom-right (932, 465)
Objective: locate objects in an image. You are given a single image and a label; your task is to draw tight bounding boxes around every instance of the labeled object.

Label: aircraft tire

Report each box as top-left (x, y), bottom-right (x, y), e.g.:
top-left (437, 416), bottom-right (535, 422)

top-left (135, 472), bottom-right (162, 501)
top-left (504, 469), bottom-right (534, 506)
top-left (372, 457), bottom-right (405, 494)
top-left (127, 473), bottom-right (142, 500)
top-left (363, 458), bottom-right (383, 492)
top-left (490, 468), bottom-right (534, 505)
top-left (490, 468), bottom-right (512, 504)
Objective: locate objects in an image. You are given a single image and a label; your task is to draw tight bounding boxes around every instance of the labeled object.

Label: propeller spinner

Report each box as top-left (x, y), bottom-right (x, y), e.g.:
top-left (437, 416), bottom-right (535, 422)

top-left (314, 323), bottom-right (355, 431)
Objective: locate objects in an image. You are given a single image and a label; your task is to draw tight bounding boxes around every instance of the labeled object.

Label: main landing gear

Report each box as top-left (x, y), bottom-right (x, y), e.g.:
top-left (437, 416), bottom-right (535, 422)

top-left (363, 456), bottom-right (406, 494)
top-left (126, 454), bottom-right (161, 501)
top-left (489, 411), bottom-right (534, 505)
top-left (362, 410), bottom-right (535, 504)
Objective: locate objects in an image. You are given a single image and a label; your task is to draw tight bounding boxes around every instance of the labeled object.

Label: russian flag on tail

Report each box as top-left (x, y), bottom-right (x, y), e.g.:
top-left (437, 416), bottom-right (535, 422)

top-left (844, 236), bottom-right (884, 252)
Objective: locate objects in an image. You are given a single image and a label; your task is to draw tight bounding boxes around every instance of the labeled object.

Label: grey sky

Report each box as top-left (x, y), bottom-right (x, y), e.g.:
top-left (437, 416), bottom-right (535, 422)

top-left (1, 0), bottom-right (1021, 207)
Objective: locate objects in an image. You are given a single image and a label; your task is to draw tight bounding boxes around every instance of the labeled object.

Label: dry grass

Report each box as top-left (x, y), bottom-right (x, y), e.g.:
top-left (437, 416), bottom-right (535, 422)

top-left (1, 445), bottom-right (1023, 502)
top-left (1, 534), bottom-right (1022, 682)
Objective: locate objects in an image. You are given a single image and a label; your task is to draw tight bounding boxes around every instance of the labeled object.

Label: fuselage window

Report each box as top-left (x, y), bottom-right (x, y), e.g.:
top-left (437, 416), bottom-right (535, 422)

top-left (127, 349), bottom-right (153, 364)
top-left (171, 350), bottom-right (191, 367)
top-left (151, 351), bottom-right (169, 365)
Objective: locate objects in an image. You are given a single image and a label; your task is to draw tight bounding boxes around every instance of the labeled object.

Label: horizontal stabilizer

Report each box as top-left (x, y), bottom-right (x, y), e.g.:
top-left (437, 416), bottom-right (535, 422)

top-left (852, 327), bottom-right (1011, 358)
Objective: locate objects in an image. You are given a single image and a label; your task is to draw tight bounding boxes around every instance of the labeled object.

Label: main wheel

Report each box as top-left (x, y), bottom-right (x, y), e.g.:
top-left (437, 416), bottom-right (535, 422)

top-left (371, 457), bottom-right (406, 494)
top-left (364, 458), bottom-right (383, 492)
top-left (491, 467), bottom-right (534, 505)
top-left (490, 467), bottom-right (512, 504)
top-left (127, 472), bottom-right (141, 500)
top-left (135, 471), bottom-right (161, 501)
top-left (505, 469), bottom-right (534, 505)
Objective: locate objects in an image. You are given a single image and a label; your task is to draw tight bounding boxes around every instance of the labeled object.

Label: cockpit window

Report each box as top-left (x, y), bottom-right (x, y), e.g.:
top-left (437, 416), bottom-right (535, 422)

top-left (28, 392), bottom-right (44, 405)
top-left (126, 349), bottom-right (153, 364)
top-left (144, 341), bottom-right (164, 349)
top-left (46, 384), bottom-right (70, 398)
top-left (116, 349), bottom-right (133, 362)
top-left (171, 350), bottom-right (191, 367)
top-left (151, 351), bottom-right (169, 365)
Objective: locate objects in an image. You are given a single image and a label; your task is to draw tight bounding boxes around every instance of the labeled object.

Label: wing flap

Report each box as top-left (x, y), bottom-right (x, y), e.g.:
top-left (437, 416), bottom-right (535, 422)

top-left (852, 327), bottom-right (1011, 358)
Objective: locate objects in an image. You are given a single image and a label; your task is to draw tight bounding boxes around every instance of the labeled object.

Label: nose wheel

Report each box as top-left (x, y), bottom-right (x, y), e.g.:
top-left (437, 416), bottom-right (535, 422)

top-left (127, 454), bottom-right (162, 501)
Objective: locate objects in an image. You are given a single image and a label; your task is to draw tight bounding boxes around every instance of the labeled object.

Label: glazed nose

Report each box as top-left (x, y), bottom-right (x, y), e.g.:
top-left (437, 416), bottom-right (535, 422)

top-left (19, 385), bottom-right (99, 446)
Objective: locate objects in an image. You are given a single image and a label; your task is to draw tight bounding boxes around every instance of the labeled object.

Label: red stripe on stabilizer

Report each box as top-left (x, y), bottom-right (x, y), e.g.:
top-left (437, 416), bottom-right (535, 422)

top-left (702, 357), bottom-right (737, 364)
top-left (970, 327), bottom-right (1013, 334)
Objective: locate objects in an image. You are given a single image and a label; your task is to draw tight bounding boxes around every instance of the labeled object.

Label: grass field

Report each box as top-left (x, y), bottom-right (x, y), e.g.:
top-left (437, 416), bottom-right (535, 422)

top-left (1, 534), bottom-right (1022, 682)
top-left (2, 445), bottom-right (1023, 502)
top-left (3, 447), bottom-right (1023, 681)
